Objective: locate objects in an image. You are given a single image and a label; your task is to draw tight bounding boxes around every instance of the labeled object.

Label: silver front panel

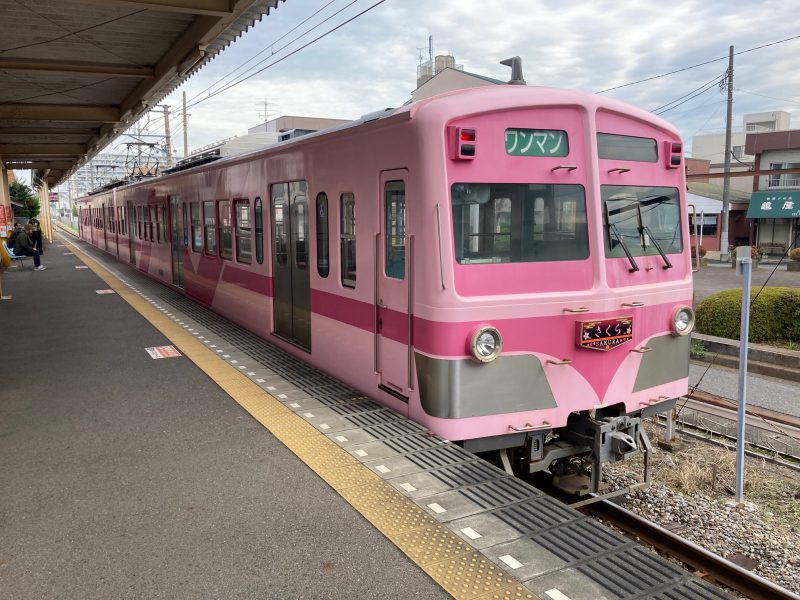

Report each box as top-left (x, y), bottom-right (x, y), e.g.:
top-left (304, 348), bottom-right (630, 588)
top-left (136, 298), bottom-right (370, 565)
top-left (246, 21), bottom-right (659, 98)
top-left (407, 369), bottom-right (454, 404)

top-left (415, 353), bottom-right (557, 419)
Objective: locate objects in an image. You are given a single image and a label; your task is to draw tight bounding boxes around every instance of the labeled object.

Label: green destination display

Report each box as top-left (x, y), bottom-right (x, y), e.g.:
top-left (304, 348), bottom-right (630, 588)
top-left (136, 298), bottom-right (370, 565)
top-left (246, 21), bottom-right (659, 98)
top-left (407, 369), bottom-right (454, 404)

top-left (505, 128), bottom-right (568, 157)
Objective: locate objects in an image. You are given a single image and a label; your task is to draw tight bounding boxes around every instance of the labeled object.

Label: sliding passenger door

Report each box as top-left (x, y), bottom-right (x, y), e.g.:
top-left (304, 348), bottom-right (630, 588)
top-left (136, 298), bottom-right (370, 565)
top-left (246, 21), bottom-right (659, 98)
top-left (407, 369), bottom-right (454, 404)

top-left (376, 170), bottom-right (410, 398)
top-left (271, 181), bottom-right (311, 350)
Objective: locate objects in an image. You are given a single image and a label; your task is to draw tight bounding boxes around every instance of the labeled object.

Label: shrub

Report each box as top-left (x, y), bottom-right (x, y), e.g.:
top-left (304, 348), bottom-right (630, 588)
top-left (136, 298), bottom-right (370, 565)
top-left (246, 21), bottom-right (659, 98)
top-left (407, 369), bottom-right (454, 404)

top-left (695, 287), bottom-right (800, 342)
top-left (789, 247), bottom-right (800, 262)
top-left (690, 245), bottom-right (707, 258)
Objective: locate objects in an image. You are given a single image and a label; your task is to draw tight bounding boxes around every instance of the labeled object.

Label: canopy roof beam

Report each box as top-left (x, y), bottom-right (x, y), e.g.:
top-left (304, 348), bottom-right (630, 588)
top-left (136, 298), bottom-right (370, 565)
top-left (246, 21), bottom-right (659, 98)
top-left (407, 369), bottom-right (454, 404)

top-left (0, 105), bottom-right (119, 123)
top-left (74, 0), bottom-right (235, 16)
top-left (0, 59), bottom-right (154, 78)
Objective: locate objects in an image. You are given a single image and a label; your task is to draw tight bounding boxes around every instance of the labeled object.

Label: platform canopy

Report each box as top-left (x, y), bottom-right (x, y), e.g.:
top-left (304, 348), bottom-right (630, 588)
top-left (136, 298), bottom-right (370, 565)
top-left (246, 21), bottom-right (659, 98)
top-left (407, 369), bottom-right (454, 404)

top-left (0, 0), bottom-right (284, 188)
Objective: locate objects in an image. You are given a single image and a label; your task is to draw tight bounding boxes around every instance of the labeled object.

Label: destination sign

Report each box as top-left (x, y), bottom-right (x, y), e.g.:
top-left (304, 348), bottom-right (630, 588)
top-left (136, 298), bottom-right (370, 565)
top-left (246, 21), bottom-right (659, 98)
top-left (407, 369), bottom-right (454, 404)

top-left (505, 128), bottom-right (568, 157)
top-left (576, 317), bottom-right (633, 352)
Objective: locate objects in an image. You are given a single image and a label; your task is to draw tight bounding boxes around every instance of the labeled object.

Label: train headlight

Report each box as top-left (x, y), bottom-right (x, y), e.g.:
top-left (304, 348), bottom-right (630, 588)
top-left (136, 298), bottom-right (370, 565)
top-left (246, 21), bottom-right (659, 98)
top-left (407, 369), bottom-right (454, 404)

top-left (470, 327), bottom-right (502, 363)
top-left (671, 306), bottom-right (695, 336)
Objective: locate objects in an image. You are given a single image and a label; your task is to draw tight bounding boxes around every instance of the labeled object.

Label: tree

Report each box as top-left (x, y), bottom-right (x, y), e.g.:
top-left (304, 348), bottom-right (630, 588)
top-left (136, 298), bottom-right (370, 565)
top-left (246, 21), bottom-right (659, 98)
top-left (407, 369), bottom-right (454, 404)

top-left (10, 181), bottom-right (40, 220)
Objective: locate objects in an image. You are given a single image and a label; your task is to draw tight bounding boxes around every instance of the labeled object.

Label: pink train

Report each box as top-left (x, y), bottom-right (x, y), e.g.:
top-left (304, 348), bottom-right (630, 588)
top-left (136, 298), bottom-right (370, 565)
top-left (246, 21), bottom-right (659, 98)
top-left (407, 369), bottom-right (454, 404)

top-left (77, 83), bottom-right (695, 494)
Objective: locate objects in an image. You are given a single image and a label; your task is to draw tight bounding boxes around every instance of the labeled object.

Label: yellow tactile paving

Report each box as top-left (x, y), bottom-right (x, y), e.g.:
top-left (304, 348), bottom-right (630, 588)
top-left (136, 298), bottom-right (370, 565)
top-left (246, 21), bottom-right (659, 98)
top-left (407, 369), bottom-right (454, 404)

top-left (59, 232), bottom-right (539, 600)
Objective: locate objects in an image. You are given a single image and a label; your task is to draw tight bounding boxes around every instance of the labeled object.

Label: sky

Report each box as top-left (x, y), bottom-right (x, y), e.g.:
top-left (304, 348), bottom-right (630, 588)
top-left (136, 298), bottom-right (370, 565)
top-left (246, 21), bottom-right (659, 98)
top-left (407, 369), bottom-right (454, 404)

top-left (121, 0), bottom-right (800, 161)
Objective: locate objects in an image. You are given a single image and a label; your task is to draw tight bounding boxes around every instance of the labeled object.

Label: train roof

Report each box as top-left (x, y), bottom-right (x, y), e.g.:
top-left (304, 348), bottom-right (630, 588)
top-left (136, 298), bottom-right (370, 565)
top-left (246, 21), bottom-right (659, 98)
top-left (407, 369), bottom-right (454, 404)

top-left (77, 85), bottom-right (679, 200)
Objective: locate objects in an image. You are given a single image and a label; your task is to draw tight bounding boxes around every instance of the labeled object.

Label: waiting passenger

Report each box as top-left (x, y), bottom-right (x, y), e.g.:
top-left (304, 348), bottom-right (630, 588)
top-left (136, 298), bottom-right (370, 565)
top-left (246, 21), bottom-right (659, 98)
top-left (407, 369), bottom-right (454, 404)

top-left (14, 224), bottom-right (47, 270)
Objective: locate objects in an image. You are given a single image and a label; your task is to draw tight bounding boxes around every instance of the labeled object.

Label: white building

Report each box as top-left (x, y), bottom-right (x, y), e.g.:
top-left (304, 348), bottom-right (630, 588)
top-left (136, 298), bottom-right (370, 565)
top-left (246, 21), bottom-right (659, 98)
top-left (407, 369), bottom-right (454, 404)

top-left (691, 111), bottom-right (791, 193)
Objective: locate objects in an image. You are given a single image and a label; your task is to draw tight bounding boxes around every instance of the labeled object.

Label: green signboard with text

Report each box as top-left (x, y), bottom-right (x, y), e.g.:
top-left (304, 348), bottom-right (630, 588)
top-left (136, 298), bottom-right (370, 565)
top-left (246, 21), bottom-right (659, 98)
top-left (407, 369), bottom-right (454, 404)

top-left (746, 191), bottom-right (800, 218)
top-left (505, 128), bottom-right (568, 157)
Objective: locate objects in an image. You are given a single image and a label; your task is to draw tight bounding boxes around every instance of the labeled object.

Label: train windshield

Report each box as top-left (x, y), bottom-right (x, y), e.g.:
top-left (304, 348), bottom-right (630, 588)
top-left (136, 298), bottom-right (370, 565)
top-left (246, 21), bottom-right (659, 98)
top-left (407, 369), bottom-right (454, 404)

top-left (451, 183), bottom-right (589, 264)
top-left (602, 186), bottom-right (682, 259)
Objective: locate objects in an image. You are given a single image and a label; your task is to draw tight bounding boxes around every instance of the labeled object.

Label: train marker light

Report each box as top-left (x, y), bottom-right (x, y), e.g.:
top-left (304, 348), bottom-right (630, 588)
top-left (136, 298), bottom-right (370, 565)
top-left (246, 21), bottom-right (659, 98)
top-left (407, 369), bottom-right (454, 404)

top-left (449, 126), bottom-right (477, 160)
top-left (470, 326), bottom-right (502, 362)
top-left (671, 306), bottom-right (695, 336)
top-left (665, 140), bottom-right (682, 169)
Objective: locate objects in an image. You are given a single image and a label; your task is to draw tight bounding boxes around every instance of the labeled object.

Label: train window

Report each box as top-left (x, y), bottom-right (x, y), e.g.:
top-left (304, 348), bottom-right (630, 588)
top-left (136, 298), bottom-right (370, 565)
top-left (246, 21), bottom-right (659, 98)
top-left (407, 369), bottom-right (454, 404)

top-left (602, 185), bottom-right (682, 258)
top-left (272, 185), bottom-right (288, 266)
top-left (254, 197), bottom-right (264, 264)
top-left (451, 183), bottom-right (589, 264)
top-left (293, 197), bottom-right (308, 270)
top-left (340, 193), bottom-right (356, 287)
top-left (203, 201), bottom-right (216, 255)
top-left (234, 199), bottom-right (251, 264)
top-left (218, 200), bottom-right (232, 260)
top-left (191, 202), bottom-right (202, 252)
top-left (316, 193), bottom-right (329, 278)
top-left (384, 181), bottom-right (405, 279)
top-left (182, 202), bottom-right (189, 247)
top-left (136, 206), bottom-right (142, 238)
top-left (149, 206), bottom-right (155, 242)
top-left (156, 206), bottom-right (162, 243)
top-left (597, 133), bottom-right (658, 162)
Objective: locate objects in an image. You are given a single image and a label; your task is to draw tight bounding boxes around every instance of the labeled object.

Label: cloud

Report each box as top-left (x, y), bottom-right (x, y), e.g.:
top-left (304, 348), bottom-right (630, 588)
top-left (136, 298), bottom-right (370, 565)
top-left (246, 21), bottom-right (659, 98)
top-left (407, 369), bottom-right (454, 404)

top-left (145, 0), bottom-right (800, 155)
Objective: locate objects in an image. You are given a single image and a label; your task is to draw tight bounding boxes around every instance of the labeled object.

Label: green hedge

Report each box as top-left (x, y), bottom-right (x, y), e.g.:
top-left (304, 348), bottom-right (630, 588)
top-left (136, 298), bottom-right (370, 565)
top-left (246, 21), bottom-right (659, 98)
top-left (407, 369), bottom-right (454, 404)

top-left (695, 287), bottom-right (800, 342)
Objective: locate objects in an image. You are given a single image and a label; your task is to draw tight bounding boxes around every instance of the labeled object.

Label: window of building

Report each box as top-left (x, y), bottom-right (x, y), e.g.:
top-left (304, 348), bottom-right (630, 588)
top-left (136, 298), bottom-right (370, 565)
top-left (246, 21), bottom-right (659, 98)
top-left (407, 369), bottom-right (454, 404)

top-left (316, 193), bottom-right (329, 278)
top-left (341, 193), bottom-right (356, 287)
top-left (234, 200), bottom-right (251, 264)
top-left (203, 201), bottom-right (216, 255)
top-left (218, 200), bottom-right (232, 260)
top-left (254, 197), bottom-right (264, 264)
top-left (191, 202), bottom-right (202, 251)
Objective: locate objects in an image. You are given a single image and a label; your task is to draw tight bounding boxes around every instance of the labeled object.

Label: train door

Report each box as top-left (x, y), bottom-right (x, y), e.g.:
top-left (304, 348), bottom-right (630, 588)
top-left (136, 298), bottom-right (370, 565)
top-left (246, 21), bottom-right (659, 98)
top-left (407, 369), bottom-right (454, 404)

top-left (113, 191), bottom-right (120, 259)
top-left (376, 171), bottom-right (410, 398)
top-left (271, 181), bottom-right (311, 350)
top-left (102, 203), bottom-right (108, 251)
top-left (169, 195), bottom-right (184, 287)
top-left (127, 201), bottom-right (136, 264)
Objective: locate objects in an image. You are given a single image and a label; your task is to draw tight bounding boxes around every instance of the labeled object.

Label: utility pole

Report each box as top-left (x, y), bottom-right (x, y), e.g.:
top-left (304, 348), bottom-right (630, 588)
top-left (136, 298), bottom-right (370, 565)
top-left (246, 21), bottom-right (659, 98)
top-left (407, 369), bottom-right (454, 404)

top-left (719, 46), bottom-right (734, 262)
top-left (162, 105), bottom-right (173, 168)
top-left (183, 91), bottom-right (189, 158)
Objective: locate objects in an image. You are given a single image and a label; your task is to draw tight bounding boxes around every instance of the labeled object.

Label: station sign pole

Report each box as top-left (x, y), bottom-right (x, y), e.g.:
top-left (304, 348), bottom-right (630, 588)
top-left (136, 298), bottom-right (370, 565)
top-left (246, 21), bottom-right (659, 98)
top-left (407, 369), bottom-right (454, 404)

top-left (734, 245), bottom-right (752, 504)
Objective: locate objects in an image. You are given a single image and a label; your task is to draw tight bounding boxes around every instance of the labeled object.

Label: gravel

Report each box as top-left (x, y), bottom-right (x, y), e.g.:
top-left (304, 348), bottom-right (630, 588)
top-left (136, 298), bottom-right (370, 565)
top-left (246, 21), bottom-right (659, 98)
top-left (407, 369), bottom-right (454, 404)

top-left (604, 461), bottom-right (800, 594)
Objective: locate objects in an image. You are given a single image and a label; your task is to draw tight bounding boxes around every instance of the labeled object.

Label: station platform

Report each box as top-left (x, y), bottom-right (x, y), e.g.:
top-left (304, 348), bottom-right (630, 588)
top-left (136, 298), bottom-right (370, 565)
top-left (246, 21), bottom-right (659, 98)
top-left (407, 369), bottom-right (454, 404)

top-left (1, 231), bottom-right (733, 600)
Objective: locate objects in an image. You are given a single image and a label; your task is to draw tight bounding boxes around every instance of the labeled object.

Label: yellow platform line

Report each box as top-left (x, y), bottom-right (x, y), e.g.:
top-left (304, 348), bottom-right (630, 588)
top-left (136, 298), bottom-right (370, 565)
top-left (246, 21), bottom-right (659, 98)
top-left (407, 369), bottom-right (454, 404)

top-left (60, 233), bottom-right (537, 600)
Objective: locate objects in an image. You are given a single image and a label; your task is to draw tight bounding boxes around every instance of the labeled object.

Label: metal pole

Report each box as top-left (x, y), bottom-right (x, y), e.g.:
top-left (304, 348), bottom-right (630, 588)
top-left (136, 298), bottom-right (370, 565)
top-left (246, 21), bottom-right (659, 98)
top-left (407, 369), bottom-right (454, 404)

top-left (162, 105), bottom-right (173, 168)
top-left (735, 245), bottom-right (751, 504)
top-left (719, 46), bottom-right (734, 262)
top-left (699, 210), bottom-right (704, 248)
top-left (182, 91), bottom-right (189, 158)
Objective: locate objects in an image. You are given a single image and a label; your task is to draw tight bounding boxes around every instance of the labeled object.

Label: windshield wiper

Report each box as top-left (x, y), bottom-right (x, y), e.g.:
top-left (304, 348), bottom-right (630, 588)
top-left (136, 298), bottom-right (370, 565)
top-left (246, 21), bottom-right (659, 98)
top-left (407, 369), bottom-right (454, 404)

top-left (604, 202), bottom-right (640, 272)
top-left (636, 196), bottom-right (673, 269)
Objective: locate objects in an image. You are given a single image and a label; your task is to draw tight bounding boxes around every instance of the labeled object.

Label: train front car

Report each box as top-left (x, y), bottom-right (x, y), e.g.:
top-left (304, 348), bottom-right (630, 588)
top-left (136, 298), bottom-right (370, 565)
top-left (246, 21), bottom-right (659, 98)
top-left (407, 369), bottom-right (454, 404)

top-left (409, 86), bottom-right (693, 495)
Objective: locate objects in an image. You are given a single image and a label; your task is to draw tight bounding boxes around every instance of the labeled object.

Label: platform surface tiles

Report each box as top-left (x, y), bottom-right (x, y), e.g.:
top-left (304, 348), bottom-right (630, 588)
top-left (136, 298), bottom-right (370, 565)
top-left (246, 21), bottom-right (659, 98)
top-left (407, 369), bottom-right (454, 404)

top-left (0, 231), bottom-right (734, 600)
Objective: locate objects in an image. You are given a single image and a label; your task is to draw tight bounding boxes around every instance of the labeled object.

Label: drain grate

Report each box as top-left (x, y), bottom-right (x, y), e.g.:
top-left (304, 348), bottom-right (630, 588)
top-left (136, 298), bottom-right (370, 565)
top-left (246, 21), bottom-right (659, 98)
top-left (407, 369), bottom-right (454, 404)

top-left (492, 496), bottom-right (580, 536)
top-left (535, 519), bottom-right (630, 563)
top-left (577, 546), bottom-right (685, 598)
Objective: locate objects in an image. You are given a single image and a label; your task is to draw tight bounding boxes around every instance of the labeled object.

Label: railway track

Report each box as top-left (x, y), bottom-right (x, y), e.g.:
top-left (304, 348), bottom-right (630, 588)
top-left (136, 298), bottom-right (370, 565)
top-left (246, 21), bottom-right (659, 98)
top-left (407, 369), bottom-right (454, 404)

top-left (585, 499), bottom-right (800, 600)
top-left (660, 390), bottom-right (800, 469)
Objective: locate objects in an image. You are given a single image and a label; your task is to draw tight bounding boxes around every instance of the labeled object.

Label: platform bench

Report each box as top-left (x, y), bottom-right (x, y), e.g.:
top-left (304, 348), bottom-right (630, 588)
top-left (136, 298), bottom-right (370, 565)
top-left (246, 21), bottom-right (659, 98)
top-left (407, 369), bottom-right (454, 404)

top-left (3, 242), bottom-right (33, 268)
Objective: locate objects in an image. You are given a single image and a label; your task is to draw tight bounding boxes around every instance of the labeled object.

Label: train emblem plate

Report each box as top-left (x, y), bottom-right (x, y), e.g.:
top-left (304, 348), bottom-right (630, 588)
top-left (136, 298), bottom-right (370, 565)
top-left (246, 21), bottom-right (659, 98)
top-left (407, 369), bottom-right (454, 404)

top-left (576, 317), bottom-right (633, 352)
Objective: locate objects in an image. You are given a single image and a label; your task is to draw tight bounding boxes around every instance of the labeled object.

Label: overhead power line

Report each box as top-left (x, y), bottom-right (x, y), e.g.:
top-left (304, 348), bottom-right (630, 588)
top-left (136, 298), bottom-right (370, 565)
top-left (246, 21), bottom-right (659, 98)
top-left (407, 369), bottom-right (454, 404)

top-left (596, 33), bottom-right (800, 93)
top-left (185, 0), bottom-right (390, 111)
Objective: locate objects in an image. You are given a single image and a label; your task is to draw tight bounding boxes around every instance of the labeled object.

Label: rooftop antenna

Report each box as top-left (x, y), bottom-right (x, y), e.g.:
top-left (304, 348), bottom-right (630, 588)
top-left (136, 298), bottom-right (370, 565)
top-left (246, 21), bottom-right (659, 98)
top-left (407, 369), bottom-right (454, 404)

top-left (500, 56), bottom-right (526, 85)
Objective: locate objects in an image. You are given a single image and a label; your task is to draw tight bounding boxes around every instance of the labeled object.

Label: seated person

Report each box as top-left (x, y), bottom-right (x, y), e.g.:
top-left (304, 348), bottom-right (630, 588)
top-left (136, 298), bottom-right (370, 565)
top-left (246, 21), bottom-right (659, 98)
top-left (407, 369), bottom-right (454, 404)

top-left (13, 224), bottom-right (47, 270)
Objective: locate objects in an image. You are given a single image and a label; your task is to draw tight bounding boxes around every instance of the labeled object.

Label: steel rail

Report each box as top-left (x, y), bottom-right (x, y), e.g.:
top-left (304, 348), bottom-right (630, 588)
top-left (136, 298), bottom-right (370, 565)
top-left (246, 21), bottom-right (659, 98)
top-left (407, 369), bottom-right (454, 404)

top-left (585, 500), bottom-right (800, 600)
